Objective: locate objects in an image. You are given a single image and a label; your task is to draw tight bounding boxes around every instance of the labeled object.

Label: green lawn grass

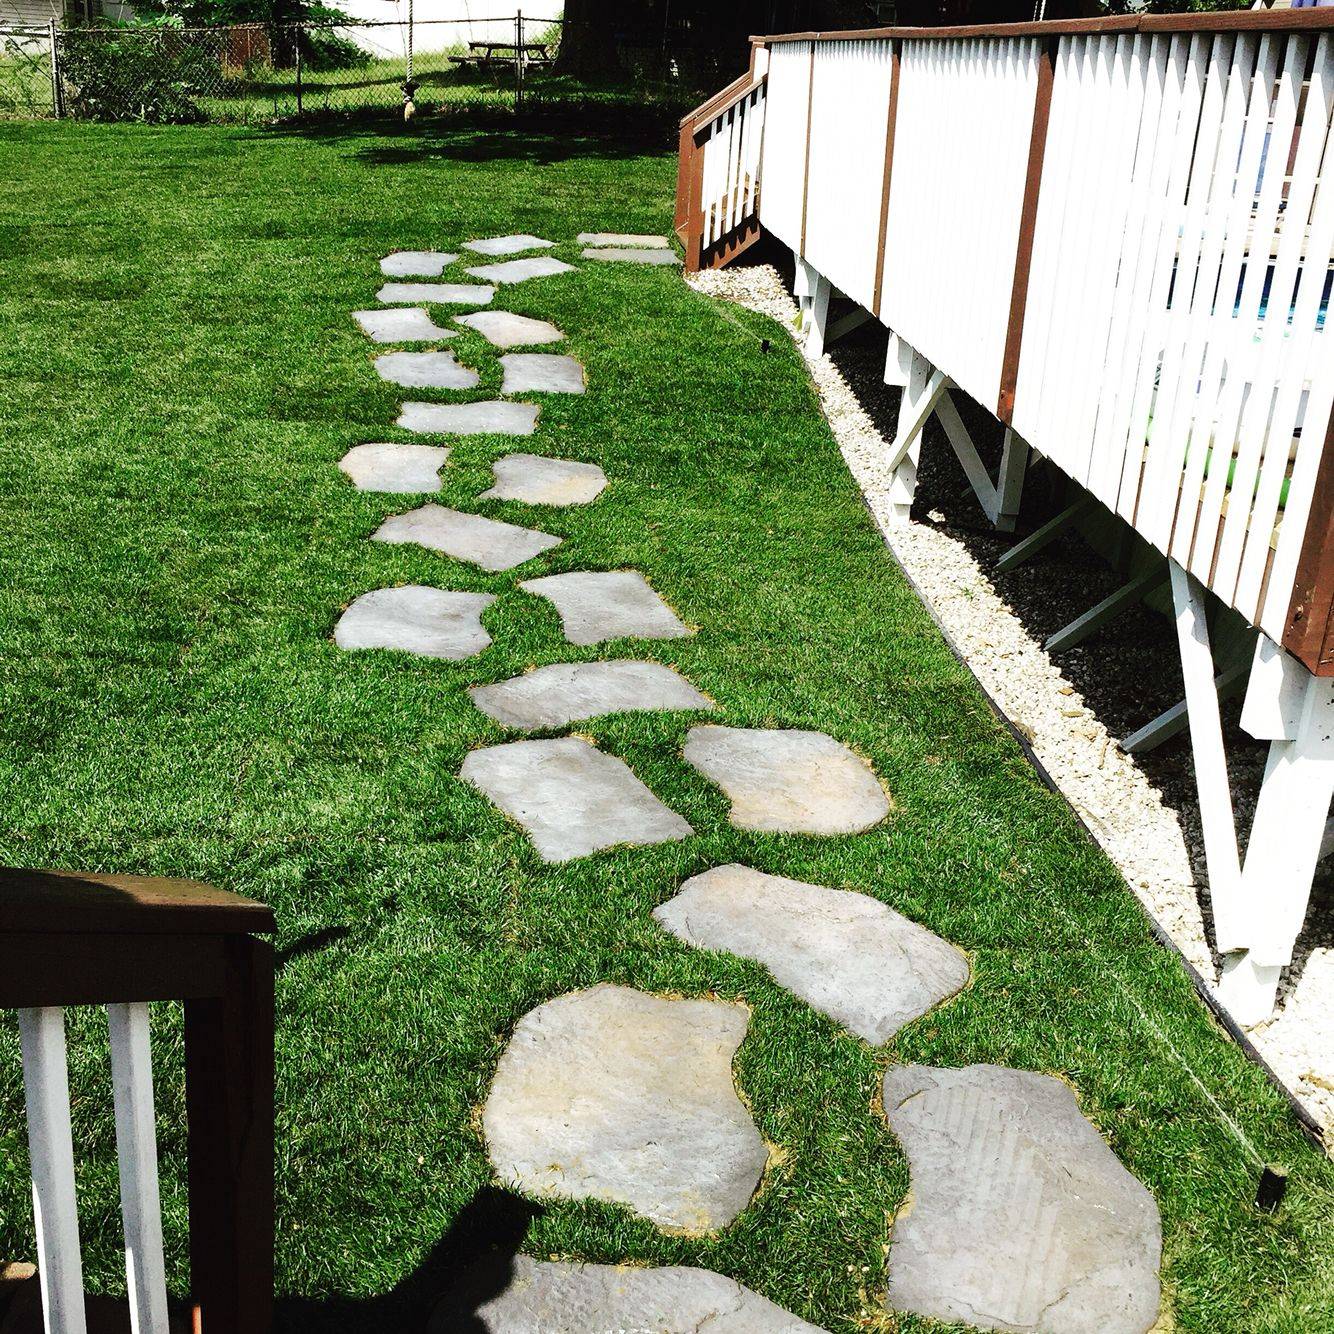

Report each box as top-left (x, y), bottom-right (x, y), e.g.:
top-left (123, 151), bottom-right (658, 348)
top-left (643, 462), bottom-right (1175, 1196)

top-left (0, 119), bottom-right (1331, 1332)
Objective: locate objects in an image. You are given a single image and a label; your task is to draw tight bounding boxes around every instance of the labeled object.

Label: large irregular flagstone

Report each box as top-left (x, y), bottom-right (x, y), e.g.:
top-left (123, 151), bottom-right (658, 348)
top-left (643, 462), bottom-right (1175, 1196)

top-left (465, 233), bottom-right (556, 256)
top-left (373, 503), bottom-right (560, 572)
top-left (655, 864), bottom-right (967, 1044)
top-left (519, 571), bottom-right (692, 645)
top-left (434, 1257), bottom-right (829, 1333)
top-left (335, 586), bottom-right (493, 660)
top-left (465, 256), bottom-right (576, 284)
top-left (338, 442), bottom-right (448, 493)
top-left (683, 726), bottom-right (889, 835)
top-left (378, 281), bottom-right (495, 305)
top-left (499, 352), bottom-right (585, 395)
top-left (469, 660), bottom-right (713, 731)
top-left (398, 400), bottom-right (539, 437)
top-left (454, 309), bottom-right (564, 348)
top-left (577, 232), bottom-right (672, 248)
top-left (460, 737), bottom-right (691, 862)
top-left (482, 453), bottom-right (607, 506)
top-left (373, 350), bottom-right (479, 390)
top-left (583, 246), bottom-right (681, 266)
top-left (353, 306), bottom-right (456, 343)
top-left (380, 250), bottom-right (458, 277)
top-left (882, 1065), bottom-right (1162, 1334)
top-left (482, 985), bottom-right (765, 1230)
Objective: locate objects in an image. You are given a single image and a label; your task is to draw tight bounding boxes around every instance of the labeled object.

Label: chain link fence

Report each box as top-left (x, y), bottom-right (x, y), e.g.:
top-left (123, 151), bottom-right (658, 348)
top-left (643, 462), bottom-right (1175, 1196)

top-left (0, 17), bottom-right (698, 127)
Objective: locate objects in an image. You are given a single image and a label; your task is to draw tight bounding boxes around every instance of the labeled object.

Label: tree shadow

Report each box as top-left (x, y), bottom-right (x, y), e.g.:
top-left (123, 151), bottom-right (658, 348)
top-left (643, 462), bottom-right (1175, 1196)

top-left (277, 1187), bottom-right (541, 1333)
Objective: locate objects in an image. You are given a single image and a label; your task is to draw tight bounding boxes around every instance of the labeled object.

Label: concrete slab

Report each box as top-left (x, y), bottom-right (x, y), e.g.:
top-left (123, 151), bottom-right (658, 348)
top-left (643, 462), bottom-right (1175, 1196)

top-left (482, 454), bottom-right (607, 506)
top-left (372, 503), bottom-right (560, 572)
top-left (380, 250), bottom-right (458, 277)
top-left (338, 442), bottom-right (449, 493)
top-left (397, 401), bottom-right (539, 437)
top-left (373, 350), bottom-right (479, 390)
top-left (519, 571), bottom-right (692, 645)
top-left (500, 353), bottom-right (585, 395)
top-left (378, 281), bottom-right (495, 305)
top-left (353, 307), bottom-right (456, 343)
top-left (465, 234), bottom-right (556, 256)
top-left (465, 256), bottom-right (576, 284)
top-left (335, 586), bottom-right (493, 660)
top-left (455, 310), bottom-right (565, 348)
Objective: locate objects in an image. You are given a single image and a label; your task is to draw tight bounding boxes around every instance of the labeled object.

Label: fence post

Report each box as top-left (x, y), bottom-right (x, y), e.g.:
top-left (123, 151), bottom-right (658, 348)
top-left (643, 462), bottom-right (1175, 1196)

top-left (515, 11), bottom-right (524, 115)
top-left (295, 26), bottom-right (303, 117)
top-left (47, 20), bottom-right (62, 120)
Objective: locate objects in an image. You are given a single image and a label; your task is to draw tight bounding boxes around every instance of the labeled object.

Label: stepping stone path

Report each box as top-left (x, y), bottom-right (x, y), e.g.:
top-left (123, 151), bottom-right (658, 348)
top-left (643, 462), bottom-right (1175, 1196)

top-left (455, 309), bottom-right (564, 348)
top-left (482, 985), bottom-right (767, 1230)
top-left (499, 352), bottom-right (585, 395)
top-left (882, 1065), bottom-right (1163, 1333)
top-left (684, 725), bottom-right (890, 835)
top-left (482, 453), bottom-right (607, 506)
top-left (373, 504), bottom-right (560, 572)
top-left (656, 865), bottom-right (968, 1044)
top-left (335, 234), bottom-right (1163, 1331)
top-left (397, 400), bottom-right (539, 437)
top-left (377, 281), bottom-right (495, 306)
top-left (433, 1257), bottom-right (828, 1334)
top-left (338, 442), bottom-right (448, 493)
top-left (335, 587), bottom-right (493, 660)
top-left (380, 250), bottom-right (457, 277)
top-left (373, 350), bottom-right (479, 390)
top-left (465, 233), bottom-right (556, 256)
top-left (353, 306), bottom-right (456, 343)
top-left (460, 737), bottom-right (691, 861)
top-left (469, 660), bottom-right (712, 731)
top-left (519, 570), bottom-right (692, 644)
top-left (465, 256), bottom-right (576, 284)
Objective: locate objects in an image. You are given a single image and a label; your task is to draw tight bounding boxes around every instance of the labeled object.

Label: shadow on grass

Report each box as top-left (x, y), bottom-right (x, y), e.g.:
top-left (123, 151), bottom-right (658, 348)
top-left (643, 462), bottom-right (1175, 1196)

top-left (278, 1186), bottom-right (541, 1333)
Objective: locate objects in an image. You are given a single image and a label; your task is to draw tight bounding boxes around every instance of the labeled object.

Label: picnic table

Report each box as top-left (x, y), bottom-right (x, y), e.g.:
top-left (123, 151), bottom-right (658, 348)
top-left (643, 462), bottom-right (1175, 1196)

top-left (449, 41), bottom-right (553, 71)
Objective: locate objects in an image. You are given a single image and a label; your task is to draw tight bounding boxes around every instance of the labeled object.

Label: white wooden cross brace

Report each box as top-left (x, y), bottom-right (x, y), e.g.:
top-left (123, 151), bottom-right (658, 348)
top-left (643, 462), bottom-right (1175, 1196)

top-left (886, 367), bottom-right (950, 473)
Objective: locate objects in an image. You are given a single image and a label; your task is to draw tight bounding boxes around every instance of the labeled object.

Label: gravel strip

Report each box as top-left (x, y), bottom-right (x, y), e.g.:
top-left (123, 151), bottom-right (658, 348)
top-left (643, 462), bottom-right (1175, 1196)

top-left (688, 262), bottom-right (1333, 1138)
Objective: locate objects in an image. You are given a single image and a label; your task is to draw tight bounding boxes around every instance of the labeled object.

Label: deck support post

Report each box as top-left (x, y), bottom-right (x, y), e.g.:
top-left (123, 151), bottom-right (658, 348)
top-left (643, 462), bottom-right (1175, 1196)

top-left (804, 271), bottom-right (833, 358)
top-left (794, 257), bottom-right (816, 320)
top-left (935, 394), bottom-right (1029, 532)
top-left (884, 340), bottom-right (944, 526)
top-left (883, 332), bottom-right (909, 387)
top-left (995, 429), bottom-right (1029, 531)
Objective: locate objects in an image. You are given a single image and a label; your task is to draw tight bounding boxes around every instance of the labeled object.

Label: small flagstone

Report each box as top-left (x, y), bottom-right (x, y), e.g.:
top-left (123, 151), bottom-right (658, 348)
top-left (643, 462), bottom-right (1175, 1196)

top-left (398, 400), bottom-right (539, 437)
top-left (469, 660), bottom-right (713, 731)
top-left (431, 1257), bottom-right (829, 1334)
top-left (338, 442), bottom-right (449, 493)
top-left (460, 737), bottom-right (691, 862)
top-left (519, 571), bottom-right (691, 645)
top-left (353, 307), bottom-right (456, 343)
top-left (465, 256), bottom-right (576, 284)
top-left (454, 310), bottom-right (564, 348)
top-left (583, 247), bottom-right (681, 266)
top-left (482, 453), bottom-right (607, 506)
top-left (378, 281), bottom-right (495, 305)
top-left (655, 865), bottom-right (967, 1044)
top-left (482, 985), bottom-right (765, 1230)
top-left (465, 234), bottom-right (556, 256)
top-left (683, 726), bottom-right (889, 835)
top-left (500, 352), bottom-right (585, 395)
top-left (882, 1064), bottom-right (1162, 1334)
top-left (334, 587), bottom-right (493, 660)
top-left (380, 250), bottom-right (458, 277)
top-left (373, 350), bottom-right (479, 390)
top-left (578, 232), bottom-right (672, 248)
top-left (373, 504), bottom-right (560, 573)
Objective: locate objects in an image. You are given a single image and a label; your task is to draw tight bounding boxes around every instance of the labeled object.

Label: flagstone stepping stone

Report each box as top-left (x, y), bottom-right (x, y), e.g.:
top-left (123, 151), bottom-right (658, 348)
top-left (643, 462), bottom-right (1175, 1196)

top-left (469, 661), bottom-right (713, 731)
top-left (398, 400), bottom-right (539, 437)
top-left (373, 350), bottom-right (479, 390)
top-left (583, 247), bottom-right (682, 266)
top-left (481, 453), bottom-right (607, 506)
top-left (482, 985), bottom-right (765, 1230)
top-left (519, 571), bottom-right (692, 645)
top-left (464, 234), bottom-right (556, 256)
top-left (353, 307), bottom-right (456, 343)
top-left (377, 281), bottom-right (495, 305)
top-left (338, 442), bottom-right (449, 493)
top-left (882, 1065), bottom-right (1162, 1333)
top-left (433, 1257), bottom-right (828, 1333)
top-left (578, 232), bottom-right (672, 248)
top-left (460, 738), bottom-right (691, 862)
top-left (454, 310), bottom-right (564, 348)
top-left (683, 726), bottom-right (889, 835)
top-left (655, 865), bottom-right (967, 1044)
top-left (335, 587), bottom-right (493, 660)
top-left (373, 504), bottom-right (560, 573)
top-left (380, 250), bottom-right (458, 277)
top-left (500, 352), bottom-right (585, 395)
top-left (465, 256), bottom-right (576, 284)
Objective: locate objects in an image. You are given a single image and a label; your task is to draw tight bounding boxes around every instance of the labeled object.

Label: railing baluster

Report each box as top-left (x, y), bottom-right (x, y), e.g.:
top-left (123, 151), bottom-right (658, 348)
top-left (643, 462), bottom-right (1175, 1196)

top-left (108, 1001), bottom-right (171, 1334)
top-left (17, 1005), bottom-right (88, 1334)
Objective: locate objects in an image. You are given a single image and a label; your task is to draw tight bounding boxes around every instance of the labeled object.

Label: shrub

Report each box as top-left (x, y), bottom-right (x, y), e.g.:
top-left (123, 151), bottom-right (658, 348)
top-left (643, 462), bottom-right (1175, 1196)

top-left (58, 26), bottom-right (214, 123)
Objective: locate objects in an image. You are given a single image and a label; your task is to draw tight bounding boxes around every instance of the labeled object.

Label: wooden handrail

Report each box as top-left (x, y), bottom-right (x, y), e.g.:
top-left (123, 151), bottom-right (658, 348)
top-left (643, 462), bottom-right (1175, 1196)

top-left (680, 69), bottom-right (759, 131)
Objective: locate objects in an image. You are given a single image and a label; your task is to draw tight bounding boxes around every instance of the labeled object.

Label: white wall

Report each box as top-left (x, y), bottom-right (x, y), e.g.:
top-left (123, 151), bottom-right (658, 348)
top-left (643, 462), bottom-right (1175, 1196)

top-left (333, 1), bottom-right (562, 56)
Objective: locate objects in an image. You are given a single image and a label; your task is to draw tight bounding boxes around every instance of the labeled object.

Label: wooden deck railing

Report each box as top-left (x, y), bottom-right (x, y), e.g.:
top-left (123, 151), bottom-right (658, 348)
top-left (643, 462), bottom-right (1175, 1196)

top-left (1, 869), bottom-right (275, 1334)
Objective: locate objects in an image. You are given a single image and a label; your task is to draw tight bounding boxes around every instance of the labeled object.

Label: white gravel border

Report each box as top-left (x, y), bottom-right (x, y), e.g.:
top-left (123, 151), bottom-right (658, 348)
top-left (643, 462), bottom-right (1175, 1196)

top-left (689, 263), bottom-right (1333, 1139)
